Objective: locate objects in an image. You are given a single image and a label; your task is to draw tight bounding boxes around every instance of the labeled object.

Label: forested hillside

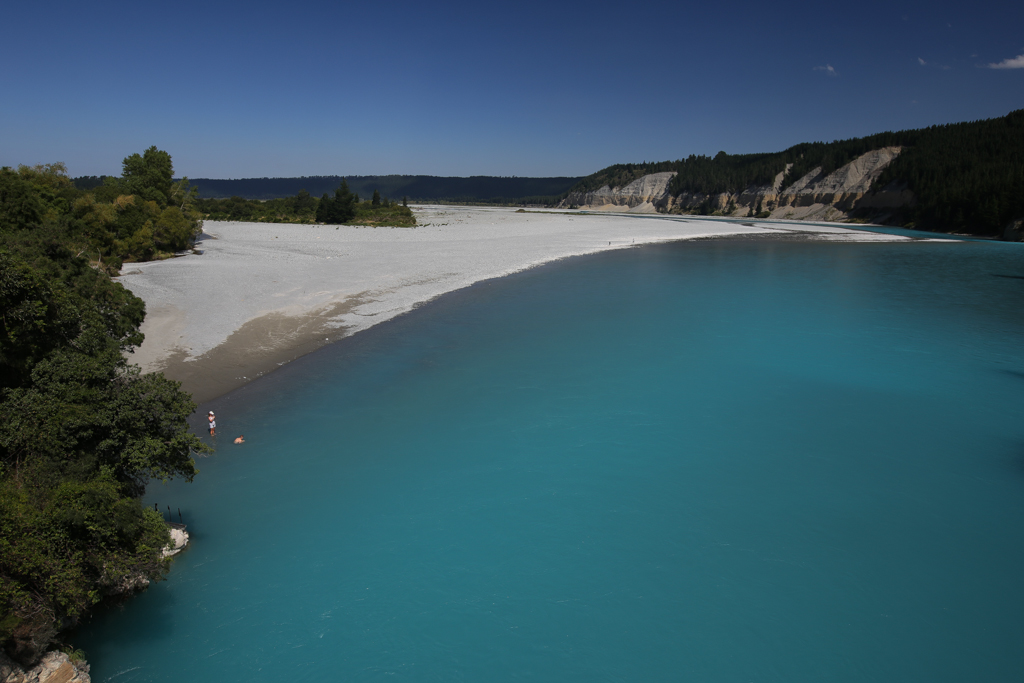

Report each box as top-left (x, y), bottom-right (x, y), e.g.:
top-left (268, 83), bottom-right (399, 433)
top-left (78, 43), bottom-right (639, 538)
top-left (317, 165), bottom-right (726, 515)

top-left (875, 113), bottom-right (1024, 234)
top-left (565, 110), bottom-right (1024, 237)
top-left (1, 150), bottom-right (208, 666)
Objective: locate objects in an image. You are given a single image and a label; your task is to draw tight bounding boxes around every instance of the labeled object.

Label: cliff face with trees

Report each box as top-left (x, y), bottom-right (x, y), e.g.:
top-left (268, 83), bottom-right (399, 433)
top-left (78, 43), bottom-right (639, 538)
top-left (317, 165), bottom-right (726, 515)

top-left (560, 110), bottom-right (1024, 238)
top-left (0, 149), bottom-right (208, 668)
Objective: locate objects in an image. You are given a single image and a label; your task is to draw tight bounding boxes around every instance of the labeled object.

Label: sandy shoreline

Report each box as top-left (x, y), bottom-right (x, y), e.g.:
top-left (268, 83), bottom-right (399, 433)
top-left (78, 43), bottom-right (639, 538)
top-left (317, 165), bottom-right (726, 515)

top-left (116, 206), bottom-right (920, 404)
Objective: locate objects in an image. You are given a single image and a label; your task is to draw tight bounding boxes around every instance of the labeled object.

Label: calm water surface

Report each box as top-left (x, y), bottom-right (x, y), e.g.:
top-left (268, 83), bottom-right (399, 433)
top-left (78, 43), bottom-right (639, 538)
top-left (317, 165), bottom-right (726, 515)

top-left (77, 239), bottom-right (1024, 682)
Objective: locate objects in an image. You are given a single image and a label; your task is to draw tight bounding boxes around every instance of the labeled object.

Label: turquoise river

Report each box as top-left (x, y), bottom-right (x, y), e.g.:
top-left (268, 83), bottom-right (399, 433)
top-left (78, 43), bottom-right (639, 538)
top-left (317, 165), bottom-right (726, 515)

top-left (77, 236), bottom-right (1024, 681)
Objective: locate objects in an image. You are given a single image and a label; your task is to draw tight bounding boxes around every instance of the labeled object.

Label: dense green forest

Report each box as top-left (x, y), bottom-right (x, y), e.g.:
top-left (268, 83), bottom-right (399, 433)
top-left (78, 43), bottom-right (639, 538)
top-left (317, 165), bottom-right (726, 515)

top-left (174, 174), bottom-right (581, 205)
top-left (566, 109), bottom-right (1024, 237)
top-left (1, 149), bottom-right (208, 666)
top-left (875, 113), bottom-right (1024, 234)
top-left (196, 181), bottom-right (416, 227)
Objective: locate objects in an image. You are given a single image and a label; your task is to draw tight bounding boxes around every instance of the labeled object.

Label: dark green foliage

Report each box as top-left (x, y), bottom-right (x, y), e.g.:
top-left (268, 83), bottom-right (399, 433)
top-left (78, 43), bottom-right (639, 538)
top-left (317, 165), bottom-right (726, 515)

top-left (873, 110), bottom-right (1024, 235)
top-left (316, 180), bottom-right (358, 224)
top-left (71, 176), bottom-right (109, 192)
top-left (0, 172), bottom-right (45, 233)
top-left (349, 194), bottom-right (415, 227)
top-left (199, 196), bottom-right (258, 222)
top-left (0, 168), bottom-right (208, 664)
top-left (293, 189), bottom-right (315, 213)
top-left (670, 152), bottom-right (783, 196)
top-left (188, 175), bottom-right (582, 205)
top-left (115, 147), bottom-right (174, 206)
top-left (0, 471), bottom-right (172, 663)
top-left (5, 148), bottom-right (203, 267)
top-left (200, 184), bottom-right (415, 227)
top-left (315, 194), bottom-right (330, 220)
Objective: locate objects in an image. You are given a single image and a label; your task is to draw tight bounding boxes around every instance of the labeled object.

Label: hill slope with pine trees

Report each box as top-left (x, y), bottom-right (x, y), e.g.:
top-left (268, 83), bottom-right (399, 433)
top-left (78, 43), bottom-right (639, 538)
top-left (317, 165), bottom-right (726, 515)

top-left (561, 110), bottom-right (1024, 238)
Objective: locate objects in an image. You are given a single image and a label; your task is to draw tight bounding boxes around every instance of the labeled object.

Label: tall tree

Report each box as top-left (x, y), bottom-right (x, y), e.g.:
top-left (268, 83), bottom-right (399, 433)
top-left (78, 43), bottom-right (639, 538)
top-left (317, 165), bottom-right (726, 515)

top-left (315, 193), bottom-right (331, 223)
top-left (293, 189), bottom-right (314, 213)
top-left (318, 180), bottom-right (356, 224)
top-left (119, 146), bottom-right (174, 206)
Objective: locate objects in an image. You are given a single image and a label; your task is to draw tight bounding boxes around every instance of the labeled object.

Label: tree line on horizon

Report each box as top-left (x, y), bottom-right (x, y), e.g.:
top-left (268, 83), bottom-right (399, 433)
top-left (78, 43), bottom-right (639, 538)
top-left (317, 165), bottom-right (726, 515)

top-left (565, 109), bottom-right (1024, 237)
top-left (148, 174), bottom-right (581, 205)
top-left (1, 148), bottom-right (208, 666)
top-left (194, 181), bottom-right (416, 227)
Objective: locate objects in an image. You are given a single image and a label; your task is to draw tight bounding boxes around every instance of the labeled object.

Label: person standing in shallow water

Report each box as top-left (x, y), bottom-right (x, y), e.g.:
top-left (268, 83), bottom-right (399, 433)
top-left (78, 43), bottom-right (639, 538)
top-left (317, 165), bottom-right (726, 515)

top-left (208, 411), bottom-right (216, 436)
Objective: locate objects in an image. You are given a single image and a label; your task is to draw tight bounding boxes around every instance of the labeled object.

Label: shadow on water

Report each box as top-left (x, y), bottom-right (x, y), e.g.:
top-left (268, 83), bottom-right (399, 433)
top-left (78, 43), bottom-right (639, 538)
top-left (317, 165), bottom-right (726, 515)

top-left (992, 273), bottom-right (1024, 280)
top-left (69, 584), bottom-right (180, 649)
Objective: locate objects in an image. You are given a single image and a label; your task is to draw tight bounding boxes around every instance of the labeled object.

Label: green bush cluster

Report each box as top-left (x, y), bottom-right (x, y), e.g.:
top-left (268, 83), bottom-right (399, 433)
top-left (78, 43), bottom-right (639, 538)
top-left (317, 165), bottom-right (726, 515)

top-left (2, 148), bottom-right (203, 272)
top-left (196, 181), bottom-right (416, 227)
top-left (196, 190), bottom-right (318, 223)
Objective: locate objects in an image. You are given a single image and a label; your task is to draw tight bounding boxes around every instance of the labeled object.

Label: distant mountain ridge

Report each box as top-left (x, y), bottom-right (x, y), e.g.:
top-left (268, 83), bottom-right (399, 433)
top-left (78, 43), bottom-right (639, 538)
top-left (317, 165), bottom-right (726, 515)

top-left (186, 175), bottom-right (582, 205)
top-left (560, 110), bottom-right (1024, 238)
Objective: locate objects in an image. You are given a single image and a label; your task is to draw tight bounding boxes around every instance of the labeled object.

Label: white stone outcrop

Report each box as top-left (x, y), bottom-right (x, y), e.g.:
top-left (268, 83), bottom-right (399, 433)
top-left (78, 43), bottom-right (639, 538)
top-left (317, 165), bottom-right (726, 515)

top-left (162, 526), bottom-right (189, 558)
top-left (559, 172), bottom-right (676, 213)
top-left (1, 651), bottom-right (90, 683)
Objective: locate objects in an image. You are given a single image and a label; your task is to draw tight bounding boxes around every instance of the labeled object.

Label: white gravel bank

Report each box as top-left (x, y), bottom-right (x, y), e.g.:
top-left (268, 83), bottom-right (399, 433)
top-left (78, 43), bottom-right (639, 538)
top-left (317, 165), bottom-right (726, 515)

top-left (114, 206), bottom-right (915, 402)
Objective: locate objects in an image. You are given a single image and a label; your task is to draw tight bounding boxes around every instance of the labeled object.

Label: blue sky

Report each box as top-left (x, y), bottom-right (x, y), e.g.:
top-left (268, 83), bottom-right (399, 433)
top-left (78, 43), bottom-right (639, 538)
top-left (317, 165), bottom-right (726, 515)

top-left (2, 0), bottom-right (1022, 178)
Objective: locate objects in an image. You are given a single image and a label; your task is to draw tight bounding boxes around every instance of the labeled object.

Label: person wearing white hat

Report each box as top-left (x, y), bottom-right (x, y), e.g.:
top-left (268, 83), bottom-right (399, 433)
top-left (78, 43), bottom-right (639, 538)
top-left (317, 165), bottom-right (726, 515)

top-left (208, 411), bottom-right (216, 436)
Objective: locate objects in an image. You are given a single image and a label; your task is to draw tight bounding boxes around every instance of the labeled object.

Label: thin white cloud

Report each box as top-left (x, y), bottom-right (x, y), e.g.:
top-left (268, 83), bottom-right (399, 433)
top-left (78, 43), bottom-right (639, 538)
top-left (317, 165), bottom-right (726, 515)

top-left (918, 57), bottom-right (927, 65)
top-left (986, 54), bottom-right (1024, 69)
top-left (814, 64), bottom-right (838, 76)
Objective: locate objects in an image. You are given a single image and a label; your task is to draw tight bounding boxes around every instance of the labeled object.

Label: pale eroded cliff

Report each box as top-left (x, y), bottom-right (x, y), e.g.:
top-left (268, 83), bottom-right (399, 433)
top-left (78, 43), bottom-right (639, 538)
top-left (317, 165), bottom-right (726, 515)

top-left (562, 148), bottom-right (911, 223)
top-left (559, 172), bottom-right (676, 213)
